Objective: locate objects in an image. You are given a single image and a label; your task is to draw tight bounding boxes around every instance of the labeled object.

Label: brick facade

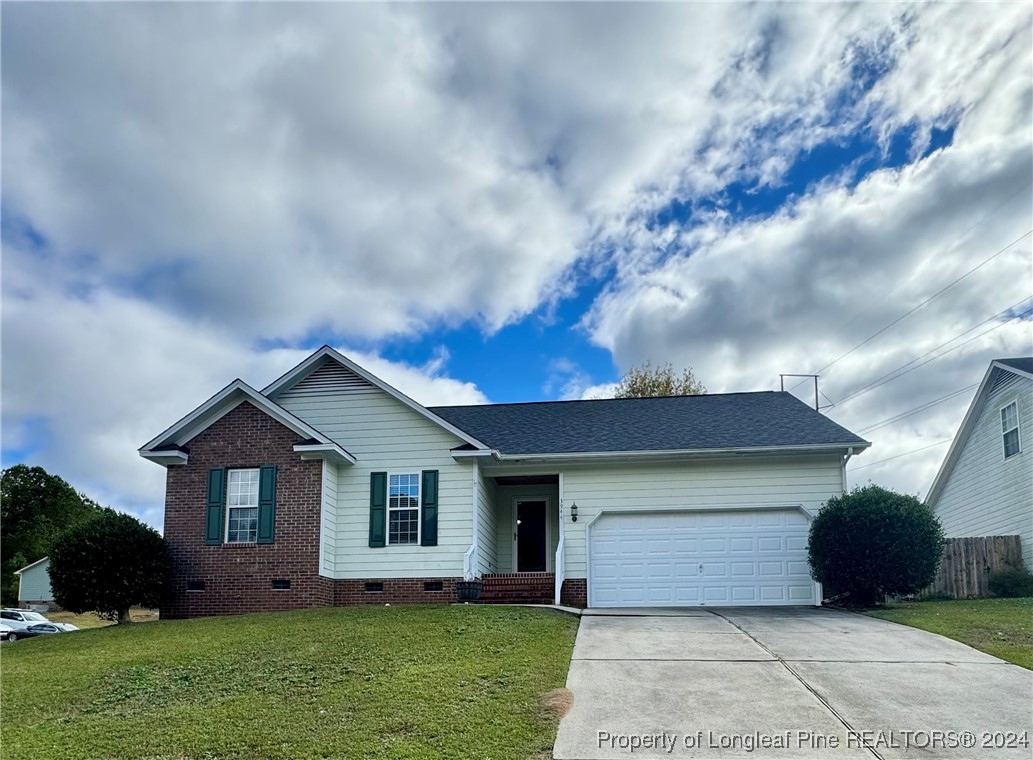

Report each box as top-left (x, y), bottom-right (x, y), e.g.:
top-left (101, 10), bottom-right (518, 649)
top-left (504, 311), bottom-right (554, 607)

top-left (160, 400), bottom-right (586, 617)
top-left (560, 578), bottom-right (587, 608)
top-left (161, 401), bottom-right (330, 618)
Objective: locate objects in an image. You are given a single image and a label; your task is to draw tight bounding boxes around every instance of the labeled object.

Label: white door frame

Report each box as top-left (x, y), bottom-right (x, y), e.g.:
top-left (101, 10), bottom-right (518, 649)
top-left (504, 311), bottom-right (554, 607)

top-left (512, 496), bottom-right (553, 573)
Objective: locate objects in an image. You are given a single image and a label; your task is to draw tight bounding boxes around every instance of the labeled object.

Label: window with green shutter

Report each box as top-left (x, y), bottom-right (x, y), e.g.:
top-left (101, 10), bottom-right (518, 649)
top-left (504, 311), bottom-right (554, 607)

top-left (205, 468), bottom-right (226, 545)
top-left (369, 472), bottom-right (387, 547)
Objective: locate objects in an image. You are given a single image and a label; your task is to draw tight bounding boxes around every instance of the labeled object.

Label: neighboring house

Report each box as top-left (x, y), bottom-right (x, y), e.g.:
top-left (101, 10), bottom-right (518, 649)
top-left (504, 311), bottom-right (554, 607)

top-left (927, 357), bottom-right (1033, 571)
top-left (140, 346), bottom-right (870, 617)
top-left (14, 557), bottom-right (55, 610)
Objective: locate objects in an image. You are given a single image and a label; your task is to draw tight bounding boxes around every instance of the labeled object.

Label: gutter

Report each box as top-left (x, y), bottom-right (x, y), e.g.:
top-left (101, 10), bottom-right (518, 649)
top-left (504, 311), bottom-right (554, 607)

top-left (491, 441), bottom-right (871, 464)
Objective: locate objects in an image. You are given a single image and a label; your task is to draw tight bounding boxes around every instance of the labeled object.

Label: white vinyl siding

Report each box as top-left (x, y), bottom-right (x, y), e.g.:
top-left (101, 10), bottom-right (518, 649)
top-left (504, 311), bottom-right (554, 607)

top-left (562, 455), bottom-right (845, 580)
top-left (320, 460), bottom-right (338, 577)
top-left (934, 371), bottom-right (1033, 570)
top-left (476, 475), bottom-right (497, 574)
top-left (494, 483), bottom-right (561, 573)
top-left (17, 560), bottom-right (54, 604)
top-left (277, 383), bottom-right (473, 579)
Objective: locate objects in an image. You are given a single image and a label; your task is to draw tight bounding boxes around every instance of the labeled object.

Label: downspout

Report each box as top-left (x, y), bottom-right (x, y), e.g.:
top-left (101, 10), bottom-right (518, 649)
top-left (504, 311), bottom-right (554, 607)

top-left (554, 472), bottom-right (565, 605)
top-left (841, 447), bottom-right (854, 493)
top-left (463, 460), bottom-right (480, 581)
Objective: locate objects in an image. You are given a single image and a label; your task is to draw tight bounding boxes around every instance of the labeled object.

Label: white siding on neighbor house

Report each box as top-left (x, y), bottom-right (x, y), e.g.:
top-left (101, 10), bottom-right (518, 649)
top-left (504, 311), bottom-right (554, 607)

top-left (934, 371), bottom-right (1033, 570)
top-left (277, 379), bottom-right (474, 580)
top-left (319, 460), bottom-right (339, 577)
top-left (494, 484), bottom-right (561, 573)
top-left (18, 560), bottom-right (54, 603)
top-left (476, 473), bottom-right (497, 575)
top-left (561, 455), bottom-right (845, 579)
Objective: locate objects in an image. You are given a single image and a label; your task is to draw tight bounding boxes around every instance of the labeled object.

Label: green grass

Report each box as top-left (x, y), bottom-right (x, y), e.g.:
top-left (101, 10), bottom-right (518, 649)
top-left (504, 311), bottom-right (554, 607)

top-left (863, 597), bottom-right (1033, 669)
top-left (1, 605), bottom-right (579, 759)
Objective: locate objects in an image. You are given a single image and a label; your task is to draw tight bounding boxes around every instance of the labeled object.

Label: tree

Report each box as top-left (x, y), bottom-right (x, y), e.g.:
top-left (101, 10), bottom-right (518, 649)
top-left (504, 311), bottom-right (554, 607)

top-left (1, 465), bottom-right (101, 604)
top-left (614, 361), bottom-right (706, 398)
top-left (808, 484), bottom-right (945, 606)
top-left (49, 509), bottom-right (171, 623)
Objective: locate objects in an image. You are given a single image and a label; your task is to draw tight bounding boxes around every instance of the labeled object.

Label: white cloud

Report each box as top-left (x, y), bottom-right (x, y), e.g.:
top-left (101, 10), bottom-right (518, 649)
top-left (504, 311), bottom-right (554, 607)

top-left (582, 4), bottom-right (1033, 497)
top-left (2, 2), bottom-right (1031, 520)
top-left (1, 253), bottom-right (486, 527)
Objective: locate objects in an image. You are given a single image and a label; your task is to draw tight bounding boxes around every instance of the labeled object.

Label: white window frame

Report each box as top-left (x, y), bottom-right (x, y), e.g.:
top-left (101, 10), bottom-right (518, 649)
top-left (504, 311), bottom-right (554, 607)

top-left (387, 471), bottom-right (421, 546)
top-left (1001, 401), bottom-right (1021, 459)
top-left (225, 468), bottom-right (260, 544)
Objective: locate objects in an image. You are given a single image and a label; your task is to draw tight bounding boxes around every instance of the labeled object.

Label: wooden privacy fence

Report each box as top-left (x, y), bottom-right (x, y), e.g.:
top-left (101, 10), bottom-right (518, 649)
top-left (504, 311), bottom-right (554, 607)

top-left (923, 535), bottom-right (1024, 599)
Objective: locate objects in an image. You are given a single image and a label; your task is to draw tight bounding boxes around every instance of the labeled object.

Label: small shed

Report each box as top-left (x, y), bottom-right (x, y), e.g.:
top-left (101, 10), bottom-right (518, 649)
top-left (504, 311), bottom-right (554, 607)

top-left (15, 557), bottom-right (55, 610)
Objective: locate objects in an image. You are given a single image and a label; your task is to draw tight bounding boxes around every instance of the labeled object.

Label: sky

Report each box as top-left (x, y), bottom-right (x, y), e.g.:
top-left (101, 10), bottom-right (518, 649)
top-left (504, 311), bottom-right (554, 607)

top-left (2, 3), bottom-right (1031, 530)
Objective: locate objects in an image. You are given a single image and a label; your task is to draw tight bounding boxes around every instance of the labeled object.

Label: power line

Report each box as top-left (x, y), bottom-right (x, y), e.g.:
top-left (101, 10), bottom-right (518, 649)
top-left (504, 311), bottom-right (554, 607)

top-left (857, 383), bottom-right (979, 435)
top-left (839, 296), bottom-right (1032, 399)
top-left (850, 439), bottom-right (952, 471)
top-left (834, 303), bottom-right (1033, 408)
top-left (789, 227), bottom-right (1033, 392)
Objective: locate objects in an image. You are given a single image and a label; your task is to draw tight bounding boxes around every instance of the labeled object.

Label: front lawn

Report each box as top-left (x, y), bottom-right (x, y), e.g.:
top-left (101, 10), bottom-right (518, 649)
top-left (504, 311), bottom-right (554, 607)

top-left (1, 605), bottom-right (579, 759)
top-left (863, 597), bottom-right (1033, 669)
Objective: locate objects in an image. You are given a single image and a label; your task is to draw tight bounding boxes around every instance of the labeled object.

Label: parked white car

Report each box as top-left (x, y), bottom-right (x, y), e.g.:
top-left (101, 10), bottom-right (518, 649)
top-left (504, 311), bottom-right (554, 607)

top-left (0, 622), bottom-right (16, 642)
top-left (0, 609), bottom-right (77, 632)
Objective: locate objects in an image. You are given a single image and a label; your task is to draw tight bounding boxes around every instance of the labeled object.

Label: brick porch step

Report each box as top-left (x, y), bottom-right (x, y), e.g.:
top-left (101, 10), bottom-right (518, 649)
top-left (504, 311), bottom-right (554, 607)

top-left (479, 572), bottom-right (555, 604)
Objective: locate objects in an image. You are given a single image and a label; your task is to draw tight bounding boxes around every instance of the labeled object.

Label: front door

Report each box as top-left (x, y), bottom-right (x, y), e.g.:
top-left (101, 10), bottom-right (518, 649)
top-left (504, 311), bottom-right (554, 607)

top-left (516, 499), bottom-right (548, 572)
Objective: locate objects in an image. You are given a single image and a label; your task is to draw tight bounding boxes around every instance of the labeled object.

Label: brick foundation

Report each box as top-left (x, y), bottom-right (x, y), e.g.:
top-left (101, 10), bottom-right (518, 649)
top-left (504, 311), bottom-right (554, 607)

top-left (334, 577), bottom-right (461, 605)
top-left (161, 401), bottom-right (329, 619)
top-left (560, 578), bottom-right (587, 608)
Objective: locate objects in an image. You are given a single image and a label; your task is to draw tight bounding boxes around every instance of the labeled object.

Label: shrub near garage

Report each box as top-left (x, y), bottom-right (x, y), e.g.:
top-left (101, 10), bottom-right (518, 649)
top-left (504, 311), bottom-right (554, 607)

top-left (808, 484), bottom-right (944, 606)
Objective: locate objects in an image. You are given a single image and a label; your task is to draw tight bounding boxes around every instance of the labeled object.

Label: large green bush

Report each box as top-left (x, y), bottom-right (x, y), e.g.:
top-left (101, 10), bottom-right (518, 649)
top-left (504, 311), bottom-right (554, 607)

top-left (49, 508), bottom-right (171, 623)
top-left (808, 484), bottom-right (944, 606)
top-left (988, 567), bottom-right (1033, 598)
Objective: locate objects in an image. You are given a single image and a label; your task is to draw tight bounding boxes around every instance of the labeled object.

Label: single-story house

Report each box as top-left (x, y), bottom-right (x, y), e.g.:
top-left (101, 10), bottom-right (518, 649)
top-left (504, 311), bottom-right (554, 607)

top-left (140, 346), bottom-right (870, 617)
top-left (927, 357), bottom-right (1033, 570)
top-left (14, 556), bottom-right (55, 610)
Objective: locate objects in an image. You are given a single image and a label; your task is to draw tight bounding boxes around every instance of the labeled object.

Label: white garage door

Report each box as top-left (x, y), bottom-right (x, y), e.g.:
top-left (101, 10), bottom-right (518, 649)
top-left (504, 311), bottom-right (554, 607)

top-left (588, 509), bottom-right (817, 607)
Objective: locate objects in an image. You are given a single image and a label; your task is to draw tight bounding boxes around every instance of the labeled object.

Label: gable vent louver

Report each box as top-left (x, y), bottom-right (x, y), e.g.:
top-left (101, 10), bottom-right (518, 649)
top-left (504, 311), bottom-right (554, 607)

top-left (990, 368), bottom-right (1018, 395)
top-left (278, 361), bottom-right (376, 399)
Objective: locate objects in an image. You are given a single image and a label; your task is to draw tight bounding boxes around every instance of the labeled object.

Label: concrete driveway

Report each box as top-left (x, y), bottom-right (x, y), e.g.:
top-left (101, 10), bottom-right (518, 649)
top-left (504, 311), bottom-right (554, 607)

top-left (554, 607), bottom-right (1033, 760)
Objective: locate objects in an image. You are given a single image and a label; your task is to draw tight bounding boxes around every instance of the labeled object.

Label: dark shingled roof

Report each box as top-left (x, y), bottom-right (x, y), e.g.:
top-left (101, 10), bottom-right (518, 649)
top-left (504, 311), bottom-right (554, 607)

top-left (996, 357), bottom-right (1033, 375)
top-left (429, 391), bottom-right (868, 455)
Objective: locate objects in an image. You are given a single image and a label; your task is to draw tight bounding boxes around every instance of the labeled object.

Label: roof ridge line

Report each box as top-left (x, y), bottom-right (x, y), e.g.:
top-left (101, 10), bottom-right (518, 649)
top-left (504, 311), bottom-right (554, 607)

top-left (428, 390), bottom-right (780, 410)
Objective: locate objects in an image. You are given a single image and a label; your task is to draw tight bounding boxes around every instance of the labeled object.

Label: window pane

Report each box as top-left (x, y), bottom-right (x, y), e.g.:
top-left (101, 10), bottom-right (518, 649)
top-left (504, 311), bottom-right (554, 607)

top-left (1004, 429), bottom-right (1020, 458)
top-left (388, 508), bottom-right (419, 544)
top-left (228, 469), bottom-right (259, 509)
top-left (227, 506), bottom-right (258, 542)
top-left (1002, 403), bottom-right (1018, 432)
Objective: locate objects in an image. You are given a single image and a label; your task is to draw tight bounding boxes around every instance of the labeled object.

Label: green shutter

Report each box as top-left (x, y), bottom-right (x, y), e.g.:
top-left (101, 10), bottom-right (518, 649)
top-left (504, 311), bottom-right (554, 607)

top-left (421, 470), bottom-right (439, 547)
top-left (205, 468), bottom-right (226, 545)
top-left (369, 472), bottom-right (387, 548)
top-left (257, 465), bottom-right (277, 544)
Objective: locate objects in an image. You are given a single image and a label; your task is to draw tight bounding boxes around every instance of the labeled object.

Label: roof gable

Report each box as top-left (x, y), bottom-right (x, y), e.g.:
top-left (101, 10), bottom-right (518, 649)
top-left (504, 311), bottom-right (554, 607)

top-left (14, 556), bottom-right (49, 575)
top-left (263, 346), bottom-right (489, 450)
top-left (138, 380), bottom-right (354, 466)
top-left (926, 357), bottom-right (1033, 506)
